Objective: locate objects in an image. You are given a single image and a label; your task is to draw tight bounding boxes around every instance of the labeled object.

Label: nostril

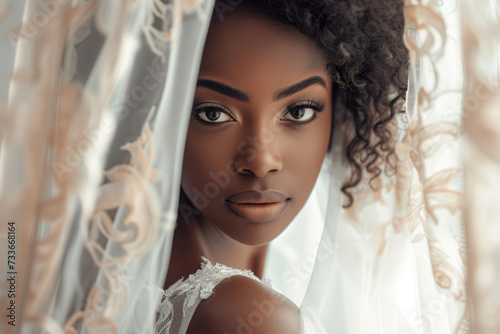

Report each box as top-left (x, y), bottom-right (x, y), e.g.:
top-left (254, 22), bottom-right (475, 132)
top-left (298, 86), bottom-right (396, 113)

top-left (236, 169), bottom-right (254, 177)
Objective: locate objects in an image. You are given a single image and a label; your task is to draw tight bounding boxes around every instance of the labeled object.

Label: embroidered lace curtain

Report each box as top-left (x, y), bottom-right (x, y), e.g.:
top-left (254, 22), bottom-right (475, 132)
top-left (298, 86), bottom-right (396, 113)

top-left (0, 0), bottom-right (498, 333)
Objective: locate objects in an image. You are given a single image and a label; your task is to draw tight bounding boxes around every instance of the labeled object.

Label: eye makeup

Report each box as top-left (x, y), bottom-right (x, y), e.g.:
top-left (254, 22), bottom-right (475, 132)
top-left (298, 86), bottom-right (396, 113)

top-left (191, 102), bottom-right (236, 126)
top-left (281, 98), bottom-right (325, 126)
top-left (191, 97), bottom-right (326, 127)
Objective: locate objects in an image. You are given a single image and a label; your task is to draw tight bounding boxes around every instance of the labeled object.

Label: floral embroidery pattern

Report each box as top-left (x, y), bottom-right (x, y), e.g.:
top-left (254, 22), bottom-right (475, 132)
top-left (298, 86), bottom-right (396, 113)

top-left (155, 257), bottom-right (272, 333)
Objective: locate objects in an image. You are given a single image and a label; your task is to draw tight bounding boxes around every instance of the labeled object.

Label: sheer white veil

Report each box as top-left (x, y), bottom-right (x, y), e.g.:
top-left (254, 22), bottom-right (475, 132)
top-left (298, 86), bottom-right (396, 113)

top-left (0, 0), bottom-right (498, 333)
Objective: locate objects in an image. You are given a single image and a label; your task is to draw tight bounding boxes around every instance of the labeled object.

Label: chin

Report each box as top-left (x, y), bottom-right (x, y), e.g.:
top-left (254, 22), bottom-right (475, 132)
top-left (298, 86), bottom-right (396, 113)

top-left (217, 215), bottom-right (293, 247)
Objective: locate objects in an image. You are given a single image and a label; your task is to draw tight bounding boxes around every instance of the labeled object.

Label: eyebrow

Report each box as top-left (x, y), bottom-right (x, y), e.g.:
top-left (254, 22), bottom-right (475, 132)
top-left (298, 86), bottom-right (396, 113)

top-left (197, 79), bottom-right (250, 102)
top-left (196, 75), bottom-right (327, 102)
top-left (273, 76), bottom-right (327, 101)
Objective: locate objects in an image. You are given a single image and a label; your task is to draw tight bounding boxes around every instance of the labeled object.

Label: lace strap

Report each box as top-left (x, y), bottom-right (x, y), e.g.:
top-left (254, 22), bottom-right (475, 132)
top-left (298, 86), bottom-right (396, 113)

top-left (154, 257), bottom-right (272, 333)
top-left (163, 256), bottom-right (271, 310)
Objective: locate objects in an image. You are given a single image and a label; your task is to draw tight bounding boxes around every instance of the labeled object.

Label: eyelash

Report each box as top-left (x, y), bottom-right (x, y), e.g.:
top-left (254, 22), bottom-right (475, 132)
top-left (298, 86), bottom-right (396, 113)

top-left (283, 99), bottom-right (325, 125)
top-left (191, 99), bottom-right (325, 127)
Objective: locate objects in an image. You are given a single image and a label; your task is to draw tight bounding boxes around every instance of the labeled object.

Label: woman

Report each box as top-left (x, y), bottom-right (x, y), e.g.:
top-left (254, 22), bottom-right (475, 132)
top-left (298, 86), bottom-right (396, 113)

top-left (1, 0), bottom-right (482, 332)
top-left (157, 1), bottom-right (408, 333)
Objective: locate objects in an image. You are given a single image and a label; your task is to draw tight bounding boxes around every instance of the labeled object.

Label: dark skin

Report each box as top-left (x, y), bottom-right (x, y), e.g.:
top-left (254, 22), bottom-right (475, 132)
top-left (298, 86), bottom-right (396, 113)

top-left (164, 13), bottom-right (333, 332)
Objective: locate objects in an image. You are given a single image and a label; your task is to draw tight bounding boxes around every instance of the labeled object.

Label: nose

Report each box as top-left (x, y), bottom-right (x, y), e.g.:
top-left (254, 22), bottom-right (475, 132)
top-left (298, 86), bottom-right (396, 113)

top-left (233, 134), bottom-right (283, 178)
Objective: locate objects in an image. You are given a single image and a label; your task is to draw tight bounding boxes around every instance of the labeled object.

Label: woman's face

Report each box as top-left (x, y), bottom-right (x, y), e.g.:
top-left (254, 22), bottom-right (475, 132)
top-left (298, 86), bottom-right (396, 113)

top-left (180, 13), bottom-right (332, 246)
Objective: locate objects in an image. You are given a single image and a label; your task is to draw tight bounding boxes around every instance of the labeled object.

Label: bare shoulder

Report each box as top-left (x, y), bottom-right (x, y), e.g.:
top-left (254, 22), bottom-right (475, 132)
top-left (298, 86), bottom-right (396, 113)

top-left (185, 275), bottom-right (301, 334)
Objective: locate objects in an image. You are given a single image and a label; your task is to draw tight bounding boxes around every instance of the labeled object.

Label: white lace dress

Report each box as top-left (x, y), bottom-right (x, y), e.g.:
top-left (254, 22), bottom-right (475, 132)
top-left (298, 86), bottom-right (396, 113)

top-left (150, 257), bottom-right (272, 334)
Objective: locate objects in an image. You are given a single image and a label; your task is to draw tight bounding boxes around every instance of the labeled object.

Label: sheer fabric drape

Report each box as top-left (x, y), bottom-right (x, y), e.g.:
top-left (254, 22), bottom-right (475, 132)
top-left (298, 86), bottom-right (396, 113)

top-left (0, 0), bottom-right (498, 333)
top-left (0, 0), bottom-right (214, 332)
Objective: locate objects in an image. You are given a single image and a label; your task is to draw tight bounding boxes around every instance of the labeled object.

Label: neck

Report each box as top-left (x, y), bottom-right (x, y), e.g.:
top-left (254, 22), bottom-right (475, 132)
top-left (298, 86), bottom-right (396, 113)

top-left (163, 213), bottom-right (268, 290)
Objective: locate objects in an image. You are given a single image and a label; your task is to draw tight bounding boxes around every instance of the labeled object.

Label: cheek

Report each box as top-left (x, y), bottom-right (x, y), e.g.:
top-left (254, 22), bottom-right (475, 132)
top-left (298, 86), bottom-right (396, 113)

top-left (285, 115), bottom-right (332, 194)
top-left (181, 125), bottom-right (233, 205)
top-left (287, 115), bottom-right (332, 168)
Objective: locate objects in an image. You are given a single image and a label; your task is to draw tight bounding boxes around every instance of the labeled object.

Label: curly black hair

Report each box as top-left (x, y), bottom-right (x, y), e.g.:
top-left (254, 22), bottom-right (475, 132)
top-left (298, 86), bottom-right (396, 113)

top-left (212, 0), bottom-right (409, 207)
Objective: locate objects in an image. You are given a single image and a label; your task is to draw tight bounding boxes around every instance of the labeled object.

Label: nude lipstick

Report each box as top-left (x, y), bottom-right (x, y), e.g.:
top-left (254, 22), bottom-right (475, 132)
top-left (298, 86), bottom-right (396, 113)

top-left (225, 190), bottom-right (290, 223)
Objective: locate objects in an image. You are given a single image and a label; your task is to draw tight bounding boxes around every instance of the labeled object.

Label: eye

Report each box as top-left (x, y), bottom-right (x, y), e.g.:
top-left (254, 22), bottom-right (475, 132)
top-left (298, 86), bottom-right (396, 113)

top-left (282, 100), bottom-right (325, 124)
top-left (192, 104), bottom-right (235, 125)
top-left (284, 107), bottom-right (315, 122)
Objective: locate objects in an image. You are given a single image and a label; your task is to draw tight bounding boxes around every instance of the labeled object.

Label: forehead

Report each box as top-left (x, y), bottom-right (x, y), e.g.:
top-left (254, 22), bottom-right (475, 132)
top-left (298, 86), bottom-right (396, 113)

top-left (199, 14), bottom-right (329, 94)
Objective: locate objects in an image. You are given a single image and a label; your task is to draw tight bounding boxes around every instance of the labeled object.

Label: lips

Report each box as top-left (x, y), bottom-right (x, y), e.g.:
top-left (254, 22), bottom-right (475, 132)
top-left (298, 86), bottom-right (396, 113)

top-left (225, 190), bottom-right (290, 222)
